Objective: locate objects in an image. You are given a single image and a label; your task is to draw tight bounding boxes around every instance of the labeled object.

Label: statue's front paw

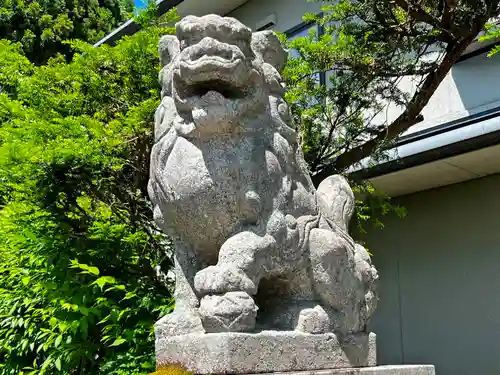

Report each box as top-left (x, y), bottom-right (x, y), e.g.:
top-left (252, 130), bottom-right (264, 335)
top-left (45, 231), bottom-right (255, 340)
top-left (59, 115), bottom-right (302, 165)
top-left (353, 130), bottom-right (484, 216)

top-left (194, 265), bottom-right (257, 296)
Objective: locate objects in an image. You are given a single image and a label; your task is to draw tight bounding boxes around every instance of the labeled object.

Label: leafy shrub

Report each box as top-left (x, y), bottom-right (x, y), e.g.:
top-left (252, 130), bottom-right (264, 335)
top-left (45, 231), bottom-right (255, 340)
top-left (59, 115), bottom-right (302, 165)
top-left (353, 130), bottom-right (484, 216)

top-left (0, 0), bottom-right (135, 64)
top-left (0, 8), bottom-right (179, 375)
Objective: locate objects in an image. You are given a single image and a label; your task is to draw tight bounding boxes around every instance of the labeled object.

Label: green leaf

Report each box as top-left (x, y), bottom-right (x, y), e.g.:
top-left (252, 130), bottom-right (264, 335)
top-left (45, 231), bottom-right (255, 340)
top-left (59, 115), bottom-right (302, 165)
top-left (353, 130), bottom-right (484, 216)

top-left (87, 266), bottom-right (100, 276)
top-left (92, 275), bottom-right (116, 290)
top-left (54, 335), bottom-right (63, 348)
top-left (61, 302), bottom-right (78, 312)
top-left (101, 334), bottom-right (112, 343)
top-left (80, 318), bottom-right (88, 338)
top-left (105, 284), bottom-right (125, 293)
top-left (55, 357), bottom-right (62, 371)
top-left (98, 314), bottom-right (111, 325)
top-left (78, 306), bottom-right (89, 316)
top-left (123, 292), bottom-right (137, 300)
top-left (488, 44), bottom-right (500, 57)
top-left (110, 337), bottom-right (127, 347)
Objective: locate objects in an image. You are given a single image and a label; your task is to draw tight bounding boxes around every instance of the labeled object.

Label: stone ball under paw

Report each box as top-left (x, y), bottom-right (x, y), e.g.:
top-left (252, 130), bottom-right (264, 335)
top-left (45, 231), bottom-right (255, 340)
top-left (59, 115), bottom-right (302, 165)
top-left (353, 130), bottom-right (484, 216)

top-left (199, 292), bottom-right (258, 333)
top-left (295, 305), bottom-right (331, 334)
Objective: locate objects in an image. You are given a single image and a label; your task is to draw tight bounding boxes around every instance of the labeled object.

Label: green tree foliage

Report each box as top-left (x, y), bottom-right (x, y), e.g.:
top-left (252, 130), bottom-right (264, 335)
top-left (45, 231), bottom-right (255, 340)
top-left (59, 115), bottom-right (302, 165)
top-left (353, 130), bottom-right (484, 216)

top-left (0, 8), bottom-right (179, 375)
top-left (0, 0), bottom-right (134, 64)
top-left (280, 0), bottom-right (500, 231)
top-left (282, 0), bottom-right (500, 182)
top-left (480, 20), bottom-right (500, 56)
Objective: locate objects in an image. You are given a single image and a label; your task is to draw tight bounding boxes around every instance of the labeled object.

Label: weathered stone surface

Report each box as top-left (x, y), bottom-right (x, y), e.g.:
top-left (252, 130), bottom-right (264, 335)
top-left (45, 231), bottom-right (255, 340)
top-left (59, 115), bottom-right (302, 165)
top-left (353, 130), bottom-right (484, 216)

top-left (148, 12), bottom-right (378, 337)
top-left (144, 12), bottom-right (402, 375)
top-left (147, 13), bottom-right (435, 375)
top-left (295, 305), bottom-right (331, 334)
top-left (156, 331), bottom-right (377, 374)
top-left (199, 292), bottom-right (258, 332)
top-left (154, 309), bottom-right (204, 337)
top-left (250, 366), bottom-right (436, 375)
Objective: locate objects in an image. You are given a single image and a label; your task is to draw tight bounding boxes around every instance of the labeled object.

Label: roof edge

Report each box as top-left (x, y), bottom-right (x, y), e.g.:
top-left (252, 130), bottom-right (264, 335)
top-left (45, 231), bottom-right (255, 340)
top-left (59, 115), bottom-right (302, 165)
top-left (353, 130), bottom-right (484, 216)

top-left (93, 0), bottom-right (183, 47)
top-left (350, 107), bottom-right (500, 180)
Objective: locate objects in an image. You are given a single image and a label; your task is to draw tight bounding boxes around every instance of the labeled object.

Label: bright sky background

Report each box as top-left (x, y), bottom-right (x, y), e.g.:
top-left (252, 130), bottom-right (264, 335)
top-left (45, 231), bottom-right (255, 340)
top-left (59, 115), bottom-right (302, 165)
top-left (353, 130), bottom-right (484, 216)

top-left (134, 0), bottom-right (148, 9)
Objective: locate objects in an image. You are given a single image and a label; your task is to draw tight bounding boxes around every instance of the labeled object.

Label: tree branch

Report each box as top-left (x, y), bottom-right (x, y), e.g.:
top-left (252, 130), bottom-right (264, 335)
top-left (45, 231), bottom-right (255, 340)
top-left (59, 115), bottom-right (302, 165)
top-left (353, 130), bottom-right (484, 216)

top-left (317, 102), bottom-right (344, 161)
top-left (393, 0), bottom-right (445, 30)
top-left (311, 34), bottom-right (477, 186)
top-left (442, 0), bottom-right (457, 30)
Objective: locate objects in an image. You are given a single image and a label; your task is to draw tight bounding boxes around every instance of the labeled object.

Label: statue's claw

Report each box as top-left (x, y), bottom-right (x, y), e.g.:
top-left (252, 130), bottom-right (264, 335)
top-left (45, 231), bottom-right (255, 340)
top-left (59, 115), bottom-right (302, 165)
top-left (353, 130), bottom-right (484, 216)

top-left (194, 264), bottom-right (257, 296)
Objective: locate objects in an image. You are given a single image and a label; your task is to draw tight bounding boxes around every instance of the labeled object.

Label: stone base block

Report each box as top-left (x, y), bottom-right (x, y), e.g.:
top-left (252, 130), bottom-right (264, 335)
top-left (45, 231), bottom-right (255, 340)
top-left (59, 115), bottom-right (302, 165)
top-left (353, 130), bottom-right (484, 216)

top-left (253, 366), bottom-right (435, 375)
top-left (156, 331), bottom-right (376, 374)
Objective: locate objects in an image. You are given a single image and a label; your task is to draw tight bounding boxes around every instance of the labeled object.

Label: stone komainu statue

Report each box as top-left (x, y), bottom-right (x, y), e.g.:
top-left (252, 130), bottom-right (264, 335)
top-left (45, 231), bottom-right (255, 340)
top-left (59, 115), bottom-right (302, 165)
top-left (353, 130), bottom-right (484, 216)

top-left (148, 14), bottom-right (378, 338)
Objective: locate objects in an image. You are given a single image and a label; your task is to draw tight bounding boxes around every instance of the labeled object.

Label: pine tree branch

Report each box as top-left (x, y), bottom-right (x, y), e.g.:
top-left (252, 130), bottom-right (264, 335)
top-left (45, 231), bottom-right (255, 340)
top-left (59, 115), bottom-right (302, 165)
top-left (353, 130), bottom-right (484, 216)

top-left (393, 0), bottom-right (445, 29)
top-left (442, 0), bottom-right (457, 30)
top-left (311, 34), bottom-right (477, 186)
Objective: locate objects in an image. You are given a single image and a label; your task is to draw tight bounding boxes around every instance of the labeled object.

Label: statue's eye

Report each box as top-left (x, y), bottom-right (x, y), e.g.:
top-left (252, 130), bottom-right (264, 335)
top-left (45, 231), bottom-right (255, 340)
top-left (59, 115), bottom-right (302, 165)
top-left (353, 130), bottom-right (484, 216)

top-left (178, 33), bottom-right (202, 50)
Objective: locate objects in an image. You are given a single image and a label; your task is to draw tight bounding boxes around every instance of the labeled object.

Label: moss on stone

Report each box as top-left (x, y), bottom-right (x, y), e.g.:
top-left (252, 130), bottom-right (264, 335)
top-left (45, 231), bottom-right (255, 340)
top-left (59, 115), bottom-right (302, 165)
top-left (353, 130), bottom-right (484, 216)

top-left (150, 364), bottom-right (193, 375)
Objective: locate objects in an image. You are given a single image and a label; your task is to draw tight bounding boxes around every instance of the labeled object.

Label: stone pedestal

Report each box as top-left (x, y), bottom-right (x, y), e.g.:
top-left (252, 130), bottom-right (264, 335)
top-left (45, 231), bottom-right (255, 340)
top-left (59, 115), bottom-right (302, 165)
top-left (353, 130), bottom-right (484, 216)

top-left (156, 331), bottom-right (376, 374)
top-left (248, 366), bottom-right (436, 375)
top-left (156, 331), bottom-right (435, 375)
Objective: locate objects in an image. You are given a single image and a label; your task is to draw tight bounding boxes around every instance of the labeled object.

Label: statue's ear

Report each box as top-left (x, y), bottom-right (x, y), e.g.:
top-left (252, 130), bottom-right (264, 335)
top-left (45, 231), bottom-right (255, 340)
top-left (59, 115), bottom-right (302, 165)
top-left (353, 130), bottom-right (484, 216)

top-left (158, 35), bottom-right (180, 67)
top-left (251, 30), bottom-right (288, 73)
top-left (316, 175), bottom-right (355, 233)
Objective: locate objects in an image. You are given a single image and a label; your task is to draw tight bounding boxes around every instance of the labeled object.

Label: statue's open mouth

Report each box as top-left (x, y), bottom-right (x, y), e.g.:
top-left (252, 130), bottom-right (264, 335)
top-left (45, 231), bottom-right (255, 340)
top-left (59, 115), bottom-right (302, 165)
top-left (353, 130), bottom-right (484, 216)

top-left (185, 79), bottom-right (247, 100)
top-left (170, 54), bottom-right (264, 123)
top-left (175, 54), bottom-right (250, 104)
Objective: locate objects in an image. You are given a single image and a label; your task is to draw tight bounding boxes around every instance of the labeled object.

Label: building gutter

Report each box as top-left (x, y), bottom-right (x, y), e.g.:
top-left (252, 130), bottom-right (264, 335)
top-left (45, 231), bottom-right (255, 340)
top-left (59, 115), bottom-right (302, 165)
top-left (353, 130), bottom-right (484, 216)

top-left (350, 106), bottom-right (500, 180)
top-left (456, 40), bottom-right (500, 63)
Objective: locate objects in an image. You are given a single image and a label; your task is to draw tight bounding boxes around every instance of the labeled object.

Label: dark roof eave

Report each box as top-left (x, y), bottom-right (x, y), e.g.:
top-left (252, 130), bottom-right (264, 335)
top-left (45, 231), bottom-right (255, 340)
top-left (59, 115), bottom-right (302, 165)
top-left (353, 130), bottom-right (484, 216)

top-left (350, 106), bottom-right (500, 180)
top-left (93, 0), bottom-right (184, 47)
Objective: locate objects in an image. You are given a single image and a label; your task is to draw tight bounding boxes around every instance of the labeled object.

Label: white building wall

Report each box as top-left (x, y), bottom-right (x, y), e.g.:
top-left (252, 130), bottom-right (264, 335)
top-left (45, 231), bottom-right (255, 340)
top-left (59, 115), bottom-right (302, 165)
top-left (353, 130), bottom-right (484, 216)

top-left (384, 52), bottom-right (500, 136)
top-left (227, 0), bottom-right (322, 33)
top-left (363, 173), bottom-right (500, 374)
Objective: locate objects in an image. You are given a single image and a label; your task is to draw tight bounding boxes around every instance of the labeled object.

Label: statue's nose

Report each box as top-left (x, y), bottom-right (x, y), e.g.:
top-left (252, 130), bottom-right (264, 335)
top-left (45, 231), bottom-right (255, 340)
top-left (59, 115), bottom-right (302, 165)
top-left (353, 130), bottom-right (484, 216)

top-left (188, 37), bottom-right (236, 62)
